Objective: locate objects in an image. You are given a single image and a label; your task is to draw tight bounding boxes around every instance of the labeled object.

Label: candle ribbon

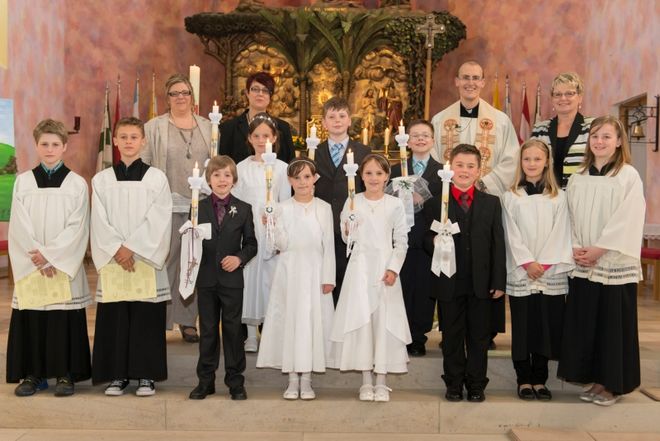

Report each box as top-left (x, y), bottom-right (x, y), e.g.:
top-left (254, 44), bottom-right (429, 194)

top-left (178, 221), bottom-right (212, 299)
top-left (430, 219), bottom-right (460, 277)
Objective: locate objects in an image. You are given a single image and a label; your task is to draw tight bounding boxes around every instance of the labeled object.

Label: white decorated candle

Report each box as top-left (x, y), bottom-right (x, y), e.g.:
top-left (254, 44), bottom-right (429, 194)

top-left (189, 65), bottom-right (201, 112)
top-left (212, 100), bottom-right (219, 114)
top-left (265, 139), bottom-right (273, 155)
top-left (191, 161), bottom-right (200, 226)
top-left (346, 148), bottom-right (354, 165)
top-left (398, 120), bottom-right (405, 135)
top-left (310, 125), bottom-right (317, 138)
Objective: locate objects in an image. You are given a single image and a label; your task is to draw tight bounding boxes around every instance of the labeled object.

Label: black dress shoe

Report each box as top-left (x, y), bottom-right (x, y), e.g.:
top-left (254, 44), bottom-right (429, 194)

top-left (517, 386), bottom-right (535, 401)
top-left (54, 376), bottom-right (74, 397)
top-left (533, 386), bottom-right (552, 401)
top-left (230, 385), bottom-right (247, 400)
top-left (445, 387), bottom-right (463, 402)
top-left (407, 345), bottom-right (426, 357)
top-left (467, 389), bottom-right (485, 402)
top-left (189, 383), bottom-right (215, 400)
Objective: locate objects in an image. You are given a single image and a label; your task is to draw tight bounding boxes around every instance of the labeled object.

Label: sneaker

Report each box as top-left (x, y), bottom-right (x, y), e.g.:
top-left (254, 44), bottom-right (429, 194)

top-left (14, 376), bottom-right (48, 397)
top-left (54, 376), bottom-right (75, 397)
top-left (136, 379), bottom-right (155, 396)
top-left (579, 391), bottom-right (596, 402)
top-left (593, 394), bottom-right (620, 406)
top-left (374, 385), bottom-right (392, 402)
top-left (105, 379), bottom-right (129, 396)
top-left (244, 336), bottom-right (259, 353)
top-left (359, 384), bottom-right (374, 401)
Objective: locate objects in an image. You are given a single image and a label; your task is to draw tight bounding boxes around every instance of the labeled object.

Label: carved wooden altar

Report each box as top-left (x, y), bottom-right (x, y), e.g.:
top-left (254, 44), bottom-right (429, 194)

top-left (185, 0), bottom-right (466, 149)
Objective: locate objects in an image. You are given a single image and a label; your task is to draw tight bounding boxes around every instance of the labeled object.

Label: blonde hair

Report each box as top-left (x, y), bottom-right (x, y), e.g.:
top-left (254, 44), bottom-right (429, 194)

top-left (511, 139), bottom-right (559, 198)
top-left (205, 155), bottom-right (238, 184)
top-left (580, 115), bottom-right (631, 176)
top-left (550, 72), bottom-right (584, 96)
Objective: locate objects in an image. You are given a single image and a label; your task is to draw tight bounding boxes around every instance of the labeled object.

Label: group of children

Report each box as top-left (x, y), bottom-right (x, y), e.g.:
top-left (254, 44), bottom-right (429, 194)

top-left (7, 96), bottom-right (644, 407)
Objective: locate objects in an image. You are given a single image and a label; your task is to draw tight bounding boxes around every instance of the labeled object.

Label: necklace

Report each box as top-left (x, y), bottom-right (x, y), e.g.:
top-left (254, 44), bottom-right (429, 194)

top-left (177, 128), bottom-right (194, 159)
top-left (364, 196), bottom-right (385, 213)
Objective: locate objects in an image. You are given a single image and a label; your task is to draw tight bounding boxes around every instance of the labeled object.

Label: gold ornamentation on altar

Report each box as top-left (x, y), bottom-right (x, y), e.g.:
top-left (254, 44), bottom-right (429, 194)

top-left (476, 118), bottom-right (495, 176)
top-left (441, 118), bottom-right (460, 162)
top-left (309, 58), bottom-right (341, 117)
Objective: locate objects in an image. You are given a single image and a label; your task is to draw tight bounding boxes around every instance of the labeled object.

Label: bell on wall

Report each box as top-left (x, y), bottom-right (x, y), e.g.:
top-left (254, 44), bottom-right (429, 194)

top-left (631, 121), bottom-right (645, 139)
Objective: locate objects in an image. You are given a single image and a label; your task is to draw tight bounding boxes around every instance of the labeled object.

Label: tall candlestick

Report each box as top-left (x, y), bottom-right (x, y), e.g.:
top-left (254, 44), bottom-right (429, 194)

top-left (345, 149), bottom-right (356, 211)
top-left (189, 65), bottom-right (200, 115)
top-left (306, 124), bottom-right (319, 161)
top-left (440, 161), bottom-right (451, 224)
top-left (209, 100), bottom-right (222, 158)
top-left (400, 143), bottom-right (408, 177)
top-left (191, 161), bottom-right (200, 227)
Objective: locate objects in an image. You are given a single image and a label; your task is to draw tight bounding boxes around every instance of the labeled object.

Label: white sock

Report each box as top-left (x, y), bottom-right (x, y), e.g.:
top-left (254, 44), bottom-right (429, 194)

top-left (247, 325), bottom-right (258, 339)
top-left (362, 370), bottom-right (373, 386)
top-left (376, 373), bottom-right (387, 387)
top-left (300, 372), bottom-right (313, 393)
top-left (288, 372), bottom-right (300, 387)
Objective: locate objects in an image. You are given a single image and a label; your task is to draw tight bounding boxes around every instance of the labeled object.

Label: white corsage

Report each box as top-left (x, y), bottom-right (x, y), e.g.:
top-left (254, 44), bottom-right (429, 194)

top-left (229, 205), bottom-right (237, 217)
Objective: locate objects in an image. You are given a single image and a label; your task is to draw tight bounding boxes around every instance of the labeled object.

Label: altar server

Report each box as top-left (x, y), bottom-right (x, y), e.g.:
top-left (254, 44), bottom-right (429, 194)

top-left (7, 119), bottom-right (91, 397)
top-left (502, 139), bottom-right (574, 401)
top-left (91, 117), bottom-right (173, 397)
top-left (329, 154), bottom-right (411, 403)
top-left (232, 112), bottom-right (291, 352)
top-left (257, 158), bottom-right (336, 400)
top-left (558, 116), bottom-right (645, 406)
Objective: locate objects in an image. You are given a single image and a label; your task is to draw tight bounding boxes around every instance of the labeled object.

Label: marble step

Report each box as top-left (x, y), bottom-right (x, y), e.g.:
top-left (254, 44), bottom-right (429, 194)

top-left (0, 385), bottom-right (658, 434)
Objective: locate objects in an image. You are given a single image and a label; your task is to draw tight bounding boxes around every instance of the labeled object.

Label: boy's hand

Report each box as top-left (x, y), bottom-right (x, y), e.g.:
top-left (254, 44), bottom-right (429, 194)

top-left (490, 289), bottom-right (504, 299)
top-left (382, 270), bottom-right (397, 286)
top-left (40, 266), bottom-right (57, 278)
top-left (526, 262), bottom-right (545, 280)
top-left (221, 256), bottom-right (241, 272)
top-left (412, 192), bottom-right (424, 205)
top-left (322, 284), bottom-right (334, 294)
top-left (119, 257), bottom-right (135, 272)
top-left (29, 250), bottom-right (48, 268)
top-left (574, 246), bottom-right (606, 267)
top-left (115, 245), bottom-right (134, 264)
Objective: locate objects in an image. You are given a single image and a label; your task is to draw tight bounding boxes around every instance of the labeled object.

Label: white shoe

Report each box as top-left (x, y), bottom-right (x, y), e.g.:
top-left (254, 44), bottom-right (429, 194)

top-left (374, 385), bottom-right (392, 402)
top-left (244, 336), bottom-right (259, 353)
top-left (283, 382), bottom-right (299, 400)
top-left (135, 379), bottom-right (155, 397)
top-left (105, 379), bottom-right (129, 396)
top-left (359, 384), bottom-right (374, 401)
top-left (593, 394), bottom-right (620, 406)
top-left (579, 391), bottom-right (596, 402)
top-left (300, 378), bottom-right (315, 400)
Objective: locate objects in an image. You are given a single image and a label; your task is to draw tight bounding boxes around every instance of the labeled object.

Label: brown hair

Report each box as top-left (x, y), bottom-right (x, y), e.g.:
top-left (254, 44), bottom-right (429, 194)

top-left (164, 73), bottom-right (195, 109)
top-left (359, 153), bottom-right (390, 176)
top-left (114, 116), bottom-right (145, 137)
top-left (407, 119), bottom-right (434, 134)
top-left (287, 158), bottom-right (317, 177)
top-left (580, 115), bottom-right (631, 176)
top-left (322, 96), bottom-right (350, 117)
top-left (511, 138), bottom-right (559, 198)
top-left (449, 144), bottom-right (482, 167)
top-left (247, 112), bottom-right (280, 154)
top-left (246, 72), bottom-right (275, 96)
top-left (33, 119), bottom-right (68, 144)
top-left (205, 155), bottom-right (238, 184)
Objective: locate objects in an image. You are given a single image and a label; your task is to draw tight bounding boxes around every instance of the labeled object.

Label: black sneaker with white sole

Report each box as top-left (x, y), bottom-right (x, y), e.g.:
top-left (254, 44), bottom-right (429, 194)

top-left (105, 379), bottom-right (129, 396)
top-left (136, 379), bottom-right (155, 396)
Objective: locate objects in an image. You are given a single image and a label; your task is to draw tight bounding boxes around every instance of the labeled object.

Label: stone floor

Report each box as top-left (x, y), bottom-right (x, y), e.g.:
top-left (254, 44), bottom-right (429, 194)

top-left (0, 264), bottom-right (659, 440)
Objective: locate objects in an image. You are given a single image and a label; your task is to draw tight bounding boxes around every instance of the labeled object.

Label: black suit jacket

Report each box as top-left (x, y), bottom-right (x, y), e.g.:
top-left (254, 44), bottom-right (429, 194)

top-left (314, 139), bottom-right (371, 235)
top-left (391, 156), bottom-right (442, 249)
top-left (218, 110), bottom-right (295, 164)
top-left (423, 186), bottom-right (506, 301)
top-left (196, 196), bottom-right (258, 289)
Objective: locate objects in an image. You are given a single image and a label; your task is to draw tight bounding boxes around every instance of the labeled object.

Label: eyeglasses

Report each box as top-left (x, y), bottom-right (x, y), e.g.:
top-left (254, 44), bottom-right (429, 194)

top-left (168, 90), bottom-right (192, 97)
top-left (551, 91), bottom-right (578, 98)
top-left (410, 133), bottom-right (432, 140)
top-left (249, 86), bottom-right (271, 95)
top-left (458, 75), bottom-right (483, 82)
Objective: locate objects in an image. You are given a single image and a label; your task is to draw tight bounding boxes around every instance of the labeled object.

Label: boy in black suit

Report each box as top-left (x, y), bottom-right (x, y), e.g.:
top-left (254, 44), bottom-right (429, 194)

top-left (424, 144), bottom-right (506, 402)
top-left (313, 97), bottom-right (370, 305)
top-left (189, 155), bottom-right (258, 401)
top-left (391, 120), bottom-right (442, 357)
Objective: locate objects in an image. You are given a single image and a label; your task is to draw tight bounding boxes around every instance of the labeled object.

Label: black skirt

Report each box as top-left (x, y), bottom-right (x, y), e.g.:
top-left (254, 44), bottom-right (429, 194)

top-left (509, 293), bottom-right (565, 361)
top-left (92, 301), bottom-right (167, 384)
top-left (6, 308), bottom-right (91, 383)
top-left (557, 278), bottom-right (640, 395)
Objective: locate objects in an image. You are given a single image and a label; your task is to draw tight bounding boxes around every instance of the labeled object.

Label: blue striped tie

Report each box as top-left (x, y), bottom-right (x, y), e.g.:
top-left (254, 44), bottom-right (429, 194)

top-left (331, 143), bottom-right (344, 167)
top-left (413, 160), bottom-right (425, 176)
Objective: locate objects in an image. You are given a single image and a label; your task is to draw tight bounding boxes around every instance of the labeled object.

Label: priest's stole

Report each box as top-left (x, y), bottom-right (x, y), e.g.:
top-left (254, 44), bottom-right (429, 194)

top-left (99, 260), bottom-right (157, 302)
top-left (15, 270), bottom-right (72, 310)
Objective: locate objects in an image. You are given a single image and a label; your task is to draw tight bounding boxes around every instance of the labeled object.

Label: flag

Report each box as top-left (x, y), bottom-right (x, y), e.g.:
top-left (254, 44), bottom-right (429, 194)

top-left (132, 73), bottom-right (140, 118)
top-left (492, 72), bottom-right (500, 110)
top-left (534, 82), bottom-right (542, 125)
top-left (519, 81), bottom-right (531, 143)
top-left (97, 82), bottom-right (112, 172)
top-left (112, 74), bottom-right (121, 165)
top-left (148, 71), bottom-right (158, 120)
top-left (504, 75), bottom-right (513, 121)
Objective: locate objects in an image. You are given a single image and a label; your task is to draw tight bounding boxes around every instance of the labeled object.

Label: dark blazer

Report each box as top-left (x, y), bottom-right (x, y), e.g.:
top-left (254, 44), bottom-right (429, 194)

top-left (196, 196), bottom-right (258, 289)
top-left (423, 185), bottom-right (506, 301)
top-left (218, 110), bottom-right (295, 163)
top-left (391, 156), bottom-right (442, 249)
top-left (314, 139), bottom-right (371, 235)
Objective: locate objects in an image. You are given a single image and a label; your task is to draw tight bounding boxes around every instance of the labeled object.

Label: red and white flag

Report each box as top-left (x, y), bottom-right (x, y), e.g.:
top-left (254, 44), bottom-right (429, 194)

top-left (519, 82), bottom-right (531, 143)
